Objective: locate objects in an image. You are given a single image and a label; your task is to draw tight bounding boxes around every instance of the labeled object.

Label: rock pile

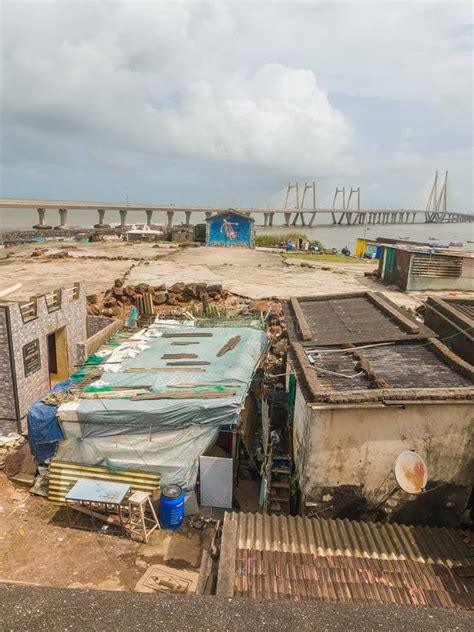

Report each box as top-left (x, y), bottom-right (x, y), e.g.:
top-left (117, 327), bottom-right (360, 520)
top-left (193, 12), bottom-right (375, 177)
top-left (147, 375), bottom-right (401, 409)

top-left (87, 280), bottom-right (233, 317)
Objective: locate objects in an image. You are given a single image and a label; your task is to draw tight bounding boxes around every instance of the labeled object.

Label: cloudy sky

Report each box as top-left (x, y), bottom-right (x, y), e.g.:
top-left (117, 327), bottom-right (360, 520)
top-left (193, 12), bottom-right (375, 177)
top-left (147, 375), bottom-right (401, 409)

top-left (1, 0), bottom-right (472, 210)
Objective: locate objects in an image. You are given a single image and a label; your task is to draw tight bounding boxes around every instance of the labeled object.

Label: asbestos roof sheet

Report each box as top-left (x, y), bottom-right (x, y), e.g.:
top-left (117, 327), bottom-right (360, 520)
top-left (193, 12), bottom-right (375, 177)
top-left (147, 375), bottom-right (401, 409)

top-left (226, 513), bottom-right (474, 609)
top-left (443, 299), bottom-right (474, 322)
top-left (312, 344), bottom-right (472, 392)
top-left (285, 292), bottom-right (434, 345)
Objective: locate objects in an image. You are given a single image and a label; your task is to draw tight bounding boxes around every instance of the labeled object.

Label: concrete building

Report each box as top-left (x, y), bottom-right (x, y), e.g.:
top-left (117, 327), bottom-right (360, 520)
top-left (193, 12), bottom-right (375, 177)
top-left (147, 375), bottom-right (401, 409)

top-left (285, 293), bottom-right (474, 527)
top-left (425, 296), bottom-right (473, 365)
top-left (377, 245), bottom-right (474, 292)
top-left (206, 210), bottom-right (255, 248)
top-left (0, 284), bottom-right (88, 433)
top-left (0, 285), bottom-right (121, 434)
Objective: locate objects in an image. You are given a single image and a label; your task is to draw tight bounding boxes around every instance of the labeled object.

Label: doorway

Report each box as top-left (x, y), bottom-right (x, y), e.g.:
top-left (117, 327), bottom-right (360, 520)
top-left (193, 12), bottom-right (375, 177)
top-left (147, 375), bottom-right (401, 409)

top-left (47, 327), bottom-right (69, 386)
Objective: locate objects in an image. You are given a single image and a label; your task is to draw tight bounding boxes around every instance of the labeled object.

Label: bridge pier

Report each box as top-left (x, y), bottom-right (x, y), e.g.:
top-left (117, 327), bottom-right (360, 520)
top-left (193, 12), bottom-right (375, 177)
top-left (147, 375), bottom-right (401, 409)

top-left (94, 209), bottom-right (109, 228)
top-left (184, 211), bottom-right (192, 226)
top-left (292, 212), bottom-right (306, 226)
top-left (146, 210), bottom-right (153, 226)
top-left (205, 212), bottom-right (212, 220)
top-left (33, 208), bottom-right (51, 230)
top-left (308, 212), bottom-right (317, 226)
top-left (263, 212), bottom-right (269, 227)
top-left (119, 209), bottom-right (128, 227)
top-left (284, 212), bottom-right (291, 227)
top-left (268, 212), bottom-right (274, 227)
top-left (166, 210), bottom-right (174, 230)
top-left (56, 208), bottom-right (68, 229)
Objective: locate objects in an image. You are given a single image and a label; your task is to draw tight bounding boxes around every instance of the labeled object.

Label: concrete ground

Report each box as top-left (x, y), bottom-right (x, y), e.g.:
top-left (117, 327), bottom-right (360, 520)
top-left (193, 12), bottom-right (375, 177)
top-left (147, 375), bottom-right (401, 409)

top-left (0, 476), bottom-right (212, 592)
top-left (0, 239), bottom-right (454, 310)
top-left (2, 584), bottom-right (473, 632)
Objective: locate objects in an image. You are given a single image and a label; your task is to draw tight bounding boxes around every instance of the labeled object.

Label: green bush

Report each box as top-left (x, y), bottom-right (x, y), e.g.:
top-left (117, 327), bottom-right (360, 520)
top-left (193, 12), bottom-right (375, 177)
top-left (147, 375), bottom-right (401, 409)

top-left (255, 232), bottom-right (308, 248)
top-left (309, 240), bottom-right (324, 251)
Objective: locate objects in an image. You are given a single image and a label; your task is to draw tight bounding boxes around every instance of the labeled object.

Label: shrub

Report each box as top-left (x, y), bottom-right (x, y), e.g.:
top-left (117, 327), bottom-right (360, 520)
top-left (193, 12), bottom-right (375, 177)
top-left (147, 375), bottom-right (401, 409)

top-left (255, 232), bottom-right (308, 248)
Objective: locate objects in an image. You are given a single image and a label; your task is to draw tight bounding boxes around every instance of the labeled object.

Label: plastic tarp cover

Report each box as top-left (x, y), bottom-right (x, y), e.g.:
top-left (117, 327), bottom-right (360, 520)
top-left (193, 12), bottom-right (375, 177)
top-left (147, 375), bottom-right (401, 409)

top-left (62, 326), bottom-right (267, 429)
top-left (199, 456), bottom-right (233, 508)
top-left (55, 422), bottom-right (218, 490)
top-left (27, 379), bottom-right (73, 463)
top-left (55, 325), bottom-right (266, 490)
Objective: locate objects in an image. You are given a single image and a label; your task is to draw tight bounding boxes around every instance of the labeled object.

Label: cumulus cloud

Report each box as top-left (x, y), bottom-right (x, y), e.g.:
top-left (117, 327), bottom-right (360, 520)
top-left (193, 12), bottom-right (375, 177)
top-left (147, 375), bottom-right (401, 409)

top-left (1, 2), bottom-right (353, 175)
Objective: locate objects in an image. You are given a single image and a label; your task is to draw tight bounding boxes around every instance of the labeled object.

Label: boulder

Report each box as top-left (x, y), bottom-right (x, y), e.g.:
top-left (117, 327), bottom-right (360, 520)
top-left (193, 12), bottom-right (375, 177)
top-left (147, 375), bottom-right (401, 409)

top-left (170, 282), bottom-right (185, 294)
top-left (87, 294), bottom-right (98, 304)
top-left (153, 291), bottom-right (167, 305)
top-left (112, 287), bottom-right (124, 298)
top-left (207, 284), bottom-right (223, 294)
top-left (135, 283), bottom-right (150, 294)
top-left (104, 298), bottom-right (117, 308)
top-left (182, 283), bottom-right (198, 300)
top-left (154, 284), bottom-right (167, 291)
top-left (114, 278), bottom-right (124, 287)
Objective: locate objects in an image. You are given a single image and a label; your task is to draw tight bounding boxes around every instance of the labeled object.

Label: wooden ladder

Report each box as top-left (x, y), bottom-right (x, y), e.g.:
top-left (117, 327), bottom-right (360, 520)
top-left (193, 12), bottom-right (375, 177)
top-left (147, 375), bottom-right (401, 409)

top-left (268, 463), bottom-right (291, 515)
top-left (128, 491), bottom-right (160, 543)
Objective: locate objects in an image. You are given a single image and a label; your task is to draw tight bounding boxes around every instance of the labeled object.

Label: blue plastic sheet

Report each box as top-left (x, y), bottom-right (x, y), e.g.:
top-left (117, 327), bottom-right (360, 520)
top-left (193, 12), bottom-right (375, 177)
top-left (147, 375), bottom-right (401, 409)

top-left (27, 379), bottom-right (73, 463)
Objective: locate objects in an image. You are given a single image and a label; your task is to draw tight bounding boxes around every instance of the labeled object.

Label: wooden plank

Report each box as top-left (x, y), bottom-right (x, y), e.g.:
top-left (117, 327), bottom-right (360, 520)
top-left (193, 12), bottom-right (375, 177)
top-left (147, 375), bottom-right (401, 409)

top-left (67, 503), bottom-right (122, 525)
top-left (290, 297), bottom-right (312, 341)
top-left (131, 389), bottom-right (236, 401)
top-left (0, 283), bottom-right (22, 298)
top-left (162, 333), bottom-right (213, 338)
top-left (166, 361), bottom-right (210, 366)
top-left (171, 341), bottom-right (200, 346)
top-left (216, 335), bottom-right (241, 357)
top-left (80, 390), bottom-right (147, 399)
top-left (161, 353), bottom-right (198, 359)
top-left (124, 367), bottom-right (206, 373)
top-left (168, 382), bottom-right (240, 388)
top-left (369, 292), bottom-right (419, 334)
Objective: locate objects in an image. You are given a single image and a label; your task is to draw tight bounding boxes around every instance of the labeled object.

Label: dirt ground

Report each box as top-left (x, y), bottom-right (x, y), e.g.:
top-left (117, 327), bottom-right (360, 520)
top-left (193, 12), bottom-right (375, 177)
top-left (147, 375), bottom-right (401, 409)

top-left (0, 239), bottom-right (460, 310)
top-left (0, 476), bottom-right (212, 592)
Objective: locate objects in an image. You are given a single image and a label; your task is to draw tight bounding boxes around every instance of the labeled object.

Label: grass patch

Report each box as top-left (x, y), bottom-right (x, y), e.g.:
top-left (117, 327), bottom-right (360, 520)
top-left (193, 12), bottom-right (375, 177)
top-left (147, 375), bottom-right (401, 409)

top-left (255, 232), bottom-right (307, 248)
top-left (286, 253), bottom-right (366, 264)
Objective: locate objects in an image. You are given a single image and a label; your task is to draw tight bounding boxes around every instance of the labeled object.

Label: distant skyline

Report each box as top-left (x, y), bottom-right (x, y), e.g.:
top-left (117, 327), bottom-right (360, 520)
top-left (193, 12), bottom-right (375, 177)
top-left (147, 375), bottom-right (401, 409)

top-left (1, 1), bottom-right (473, 211)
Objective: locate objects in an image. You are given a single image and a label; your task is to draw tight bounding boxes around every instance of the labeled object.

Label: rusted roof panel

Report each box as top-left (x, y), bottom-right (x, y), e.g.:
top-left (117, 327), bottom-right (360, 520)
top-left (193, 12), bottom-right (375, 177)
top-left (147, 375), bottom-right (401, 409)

top-left (227, 513), bottom-right (473, 609)
top-left (227, 513), bottom-right (471, 567)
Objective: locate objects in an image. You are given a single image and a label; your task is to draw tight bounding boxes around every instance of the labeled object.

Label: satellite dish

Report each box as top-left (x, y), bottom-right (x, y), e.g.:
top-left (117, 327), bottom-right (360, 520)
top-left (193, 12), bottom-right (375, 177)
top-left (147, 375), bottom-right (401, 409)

top-left (394, 451), bottom-right (428, 494)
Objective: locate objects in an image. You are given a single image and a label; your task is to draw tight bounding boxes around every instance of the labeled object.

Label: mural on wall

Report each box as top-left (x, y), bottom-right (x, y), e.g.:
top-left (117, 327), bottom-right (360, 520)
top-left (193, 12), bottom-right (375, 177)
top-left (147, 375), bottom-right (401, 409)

top-left (208, 212), bottom-right (253, 247)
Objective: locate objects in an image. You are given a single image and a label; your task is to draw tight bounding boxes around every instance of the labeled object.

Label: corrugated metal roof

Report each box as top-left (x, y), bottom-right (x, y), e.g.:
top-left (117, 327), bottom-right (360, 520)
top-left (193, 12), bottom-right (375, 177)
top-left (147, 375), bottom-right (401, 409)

top-left (48, 460), bottom-right (160, 503)
top-left (224, 512), bottom-right (474, 609)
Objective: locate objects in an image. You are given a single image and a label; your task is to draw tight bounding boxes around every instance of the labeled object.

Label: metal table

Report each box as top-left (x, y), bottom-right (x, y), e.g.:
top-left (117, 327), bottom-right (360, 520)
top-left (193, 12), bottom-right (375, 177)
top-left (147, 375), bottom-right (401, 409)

top-left (64, 478), bottom-right (131, 534)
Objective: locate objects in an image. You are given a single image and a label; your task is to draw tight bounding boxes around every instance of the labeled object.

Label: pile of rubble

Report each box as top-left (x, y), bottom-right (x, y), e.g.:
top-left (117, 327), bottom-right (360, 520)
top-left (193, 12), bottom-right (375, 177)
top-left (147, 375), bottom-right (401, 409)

top-left (88, 280), bottom-right (239, 317)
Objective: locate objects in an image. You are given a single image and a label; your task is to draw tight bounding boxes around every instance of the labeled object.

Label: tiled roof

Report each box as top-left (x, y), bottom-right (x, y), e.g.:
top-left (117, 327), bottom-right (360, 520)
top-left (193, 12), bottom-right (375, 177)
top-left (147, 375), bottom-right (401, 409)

top-left (224, 512), bottom-right (474, 609)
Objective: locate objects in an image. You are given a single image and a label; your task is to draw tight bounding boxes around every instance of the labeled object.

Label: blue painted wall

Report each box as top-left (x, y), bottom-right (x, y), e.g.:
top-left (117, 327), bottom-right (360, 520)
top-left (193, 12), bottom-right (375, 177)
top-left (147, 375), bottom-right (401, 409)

top-left (207, 212), bottom-right (253, 247)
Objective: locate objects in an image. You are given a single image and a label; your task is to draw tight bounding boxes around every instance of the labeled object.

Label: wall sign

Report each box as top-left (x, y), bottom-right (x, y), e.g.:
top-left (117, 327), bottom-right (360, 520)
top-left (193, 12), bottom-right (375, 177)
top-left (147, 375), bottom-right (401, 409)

top-left (23, 339), bottom-right (41, 376)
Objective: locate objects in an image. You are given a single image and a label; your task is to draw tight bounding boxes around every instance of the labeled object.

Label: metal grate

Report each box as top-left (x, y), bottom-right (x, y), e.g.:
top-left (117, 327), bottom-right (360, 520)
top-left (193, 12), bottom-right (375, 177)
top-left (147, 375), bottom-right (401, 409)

top-left (411, 254), bottom-right (462, 278)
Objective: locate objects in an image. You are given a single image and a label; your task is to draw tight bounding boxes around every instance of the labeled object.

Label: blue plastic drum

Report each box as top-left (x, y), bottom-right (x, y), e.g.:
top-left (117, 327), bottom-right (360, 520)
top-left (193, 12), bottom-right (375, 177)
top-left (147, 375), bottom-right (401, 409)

top-left (159, 484), bottom-right (185, 530)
